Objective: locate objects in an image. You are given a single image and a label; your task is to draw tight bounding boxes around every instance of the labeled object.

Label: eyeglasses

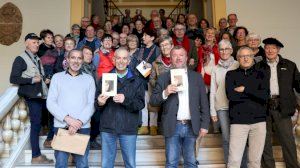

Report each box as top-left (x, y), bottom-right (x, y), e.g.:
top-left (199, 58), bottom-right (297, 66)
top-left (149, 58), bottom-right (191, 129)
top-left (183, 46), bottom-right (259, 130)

top-left (238, 55), bottom-right (253, 59)
top-left (219, 48), bottom-right (232, 52)
top-left (174, 28), bottom-right (185, 31)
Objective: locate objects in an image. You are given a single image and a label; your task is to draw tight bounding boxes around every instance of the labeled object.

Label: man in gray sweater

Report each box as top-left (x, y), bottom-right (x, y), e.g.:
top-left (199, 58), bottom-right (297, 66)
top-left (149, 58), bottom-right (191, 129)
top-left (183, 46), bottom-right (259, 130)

top-left (47, 49), bottom-right (95, 167)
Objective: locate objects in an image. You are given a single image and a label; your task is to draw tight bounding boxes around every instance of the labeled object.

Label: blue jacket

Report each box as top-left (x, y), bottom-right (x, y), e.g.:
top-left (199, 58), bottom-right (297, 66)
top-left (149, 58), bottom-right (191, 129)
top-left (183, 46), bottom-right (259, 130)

top-left (77, 37), bottom-right (101, 52)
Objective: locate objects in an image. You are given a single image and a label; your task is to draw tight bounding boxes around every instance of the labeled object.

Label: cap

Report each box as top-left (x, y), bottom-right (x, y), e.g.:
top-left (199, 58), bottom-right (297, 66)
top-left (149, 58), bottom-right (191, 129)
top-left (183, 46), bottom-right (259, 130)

top-left (71, 24), bottom-right (80, 30)
top-left (25, 33), bottom-right (41, 41)
top-left (262, 37), bottom-right (284, 48)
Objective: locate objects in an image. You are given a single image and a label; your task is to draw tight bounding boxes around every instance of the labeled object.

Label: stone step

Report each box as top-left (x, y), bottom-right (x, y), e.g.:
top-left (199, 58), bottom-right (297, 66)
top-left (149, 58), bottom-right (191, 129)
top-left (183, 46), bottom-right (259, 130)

top-left (14, 162), bottom-right (287, 168)
top-left (36, 134), bottom-right (223, 150)
top-left (21, 146), bottom-right (284, 165)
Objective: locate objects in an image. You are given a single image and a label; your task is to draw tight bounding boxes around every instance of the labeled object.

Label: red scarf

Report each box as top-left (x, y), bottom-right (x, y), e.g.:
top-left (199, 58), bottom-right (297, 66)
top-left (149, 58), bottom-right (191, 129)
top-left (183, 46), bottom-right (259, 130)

top-left (161, 56), bottom-right (171, 66)
top-left (172, 35), bottom-right (190, 53)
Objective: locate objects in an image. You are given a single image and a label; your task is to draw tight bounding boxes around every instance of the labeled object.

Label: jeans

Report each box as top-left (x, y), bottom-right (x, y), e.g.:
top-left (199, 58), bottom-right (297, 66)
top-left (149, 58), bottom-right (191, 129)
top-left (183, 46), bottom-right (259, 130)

top-left (101, 132), bottom-right (137, 168)
top-left (25, 98), bottom-right (44, 158)
top-left (217, 110), bottom-right (248, 168)
top-left (54, 128), bottom-right (90, 168)
top-left (165, 122), bottom-right (198, 168)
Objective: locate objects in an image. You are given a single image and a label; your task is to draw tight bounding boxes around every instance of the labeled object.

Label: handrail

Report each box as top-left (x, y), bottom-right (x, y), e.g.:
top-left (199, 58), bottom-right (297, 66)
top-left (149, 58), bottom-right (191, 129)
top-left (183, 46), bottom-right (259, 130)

top-left (0, 86), bottom-right (19, 120)
top-left (106, 0), bottom-right (125, 19)
top-left (168, 0), bottom-right (187, 18)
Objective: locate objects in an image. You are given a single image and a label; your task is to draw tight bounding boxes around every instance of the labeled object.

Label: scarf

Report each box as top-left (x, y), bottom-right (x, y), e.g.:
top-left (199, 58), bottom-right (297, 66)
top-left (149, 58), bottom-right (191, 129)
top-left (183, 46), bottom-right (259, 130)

top-left (173, 35), bottom-right (190, 52)
top-left (161, 56), bottom-right (171, 66)
top-left (218, 56), bottom-right (235, 69)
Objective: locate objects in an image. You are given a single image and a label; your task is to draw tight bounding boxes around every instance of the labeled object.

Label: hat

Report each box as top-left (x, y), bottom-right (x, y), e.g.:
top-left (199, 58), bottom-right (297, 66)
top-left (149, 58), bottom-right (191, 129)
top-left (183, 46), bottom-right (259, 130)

top-left (71, 24), bottom-right (80, 30)
top-left (25, 33), bottom-right (41, 41)
top-left (262, 37), bottom-right (284, 48)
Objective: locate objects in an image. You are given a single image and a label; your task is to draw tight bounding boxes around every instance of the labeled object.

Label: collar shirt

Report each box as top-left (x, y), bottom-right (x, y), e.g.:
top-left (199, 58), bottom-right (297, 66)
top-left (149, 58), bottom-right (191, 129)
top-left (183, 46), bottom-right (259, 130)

top-left (176, 69), bottom-right (191, 120)
top-left (267, 56), bottom-right (280, 96)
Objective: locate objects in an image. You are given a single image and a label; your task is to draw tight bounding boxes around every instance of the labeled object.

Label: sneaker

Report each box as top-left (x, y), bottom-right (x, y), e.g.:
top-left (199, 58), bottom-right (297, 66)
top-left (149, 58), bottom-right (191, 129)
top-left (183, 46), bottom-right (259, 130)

top-left (138, 126), bottom-right (149, 135)
top-left (43, 139), bottom-right (52, 148)
top-left (90, 140), bottom-right (101, 149)
top-left (150, 126), bottom-right (158, 136)
top-left (31, 154), bottom-right (54, 164)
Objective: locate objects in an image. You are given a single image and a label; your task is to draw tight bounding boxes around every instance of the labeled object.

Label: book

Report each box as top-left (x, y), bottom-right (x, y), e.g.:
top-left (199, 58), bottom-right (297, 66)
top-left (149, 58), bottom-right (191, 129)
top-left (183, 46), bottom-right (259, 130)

top-left (136, 60), bottom-right (152, 78)
top-left (170, 69), bottom-right (185, 91)
top-left (102, 73), bottom-right (117, 96)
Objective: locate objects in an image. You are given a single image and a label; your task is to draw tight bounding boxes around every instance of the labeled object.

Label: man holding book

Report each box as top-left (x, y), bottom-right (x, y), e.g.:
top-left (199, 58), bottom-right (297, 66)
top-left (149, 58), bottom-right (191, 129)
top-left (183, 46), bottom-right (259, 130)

top-left (150, 46), bottom-right (210, 167)
top-left (95, 47), bottom-right (145, 168)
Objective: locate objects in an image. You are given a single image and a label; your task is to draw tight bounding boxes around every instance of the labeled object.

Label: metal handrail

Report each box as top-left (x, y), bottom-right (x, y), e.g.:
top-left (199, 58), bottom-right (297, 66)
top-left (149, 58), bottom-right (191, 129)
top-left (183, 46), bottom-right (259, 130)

top-left (168, 0), bottom-right (189, 18)
top-left (106, 0), bottom-right (125, 19)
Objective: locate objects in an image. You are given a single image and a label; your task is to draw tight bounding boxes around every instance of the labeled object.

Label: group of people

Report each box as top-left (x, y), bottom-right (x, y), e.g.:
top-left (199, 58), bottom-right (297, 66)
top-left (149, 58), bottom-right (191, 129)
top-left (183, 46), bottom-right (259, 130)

top-left (9, 8), bottom-right (300, 168)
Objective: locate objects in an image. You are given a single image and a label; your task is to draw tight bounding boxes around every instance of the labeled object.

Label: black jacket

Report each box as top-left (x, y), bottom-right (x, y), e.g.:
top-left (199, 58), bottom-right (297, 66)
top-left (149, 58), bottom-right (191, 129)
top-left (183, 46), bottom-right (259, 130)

top-left (95, 69), bottom-right (145, 135)
top-left (150, 70), bottom-right (210, 137)
top-left (10, 56), bottom-right (44, 99)
top-left (255, 55), bottom-right (300, 117)
top-left (226, 66), bottom-right (269, 124)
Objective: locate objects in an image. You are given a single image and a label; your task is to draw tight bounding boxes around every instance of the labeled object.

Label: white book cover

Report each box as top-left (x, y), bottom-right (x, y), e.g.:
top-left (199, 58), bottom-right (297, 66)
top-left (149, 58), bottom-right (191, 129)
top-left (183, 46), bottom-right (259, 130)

top-left (102, 73), bottom-right (117, 97)
top-left (170, 69), bottom-right (185, 91)
top-left (136, 60), bottom-right (152, 78)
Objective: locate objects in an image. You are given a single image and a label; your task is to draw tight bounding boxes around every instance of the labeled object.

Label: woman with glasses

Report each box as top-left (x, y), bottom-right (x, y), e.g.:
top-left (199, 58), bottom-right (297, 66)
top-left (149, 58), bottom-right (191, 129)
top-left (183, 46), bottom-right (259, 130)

top-left (148, 36), bottom-right (174, 135)
top-left (210, 39), bottom-right (242, 166)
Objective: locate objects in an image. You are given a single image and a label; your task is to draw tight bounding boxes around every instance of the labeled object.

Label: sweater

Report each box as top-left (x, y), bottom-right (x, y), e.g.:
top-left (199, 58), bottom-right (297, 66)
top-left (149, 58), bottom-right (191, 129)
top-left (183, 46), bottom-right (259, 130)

top-left (225, 67), bottom-right (269, 124)
top-left (47, 71), bottom-right (96, 128)
top-left (210, 57), bottom-right (239, 116)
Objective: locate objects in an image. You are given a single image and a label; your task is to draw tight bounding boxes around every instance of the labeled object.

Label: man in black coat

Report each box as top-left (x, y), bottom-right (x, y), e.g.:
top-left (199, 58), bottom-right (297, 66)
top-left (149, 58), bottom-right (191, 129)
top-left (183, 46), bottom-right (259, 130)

top-left (95, 48), bottom-right (145, 168)
top-left (257, 38), bottom-right (300, 168)
top-left (150, 46), bottom-right (210, 168)
top-left (226, 46), bottom-right (269, 168)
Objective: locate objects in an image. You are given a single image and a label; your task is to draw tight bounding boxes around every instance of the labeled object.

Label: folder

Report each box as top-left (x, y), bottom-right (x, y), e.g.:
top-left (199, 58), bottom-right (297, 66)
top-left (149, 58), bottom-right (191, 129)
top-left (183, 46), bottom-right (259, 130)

top-left (51, 128), bottom-right (90, 155)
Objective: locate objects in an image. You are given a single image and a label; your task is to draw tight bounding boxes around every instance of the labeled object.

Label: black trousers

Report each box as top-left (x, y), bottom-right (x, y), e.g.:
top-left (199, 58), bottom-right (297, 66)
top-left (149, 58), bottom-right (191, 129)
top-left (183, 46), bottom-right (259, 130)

top-left (261, 109), bottom-right (300, 168)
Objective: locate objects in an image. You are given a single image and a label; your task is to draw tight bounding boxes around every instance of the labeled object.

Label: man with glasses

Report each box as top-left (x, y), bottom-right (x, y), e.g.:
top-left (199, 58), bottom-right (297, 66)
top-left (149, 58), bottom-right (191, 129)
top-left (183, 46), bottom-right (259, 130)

top-left (172, 23), bottom-right (198, 70)
top-left (80, 17), bottom-right (90, 41)
top-left (225, 13), bottom-right (238, 35)
top-left (226, 46), bottom-right (269, 168)
top-left (257, 38), bottom-right (300, 168)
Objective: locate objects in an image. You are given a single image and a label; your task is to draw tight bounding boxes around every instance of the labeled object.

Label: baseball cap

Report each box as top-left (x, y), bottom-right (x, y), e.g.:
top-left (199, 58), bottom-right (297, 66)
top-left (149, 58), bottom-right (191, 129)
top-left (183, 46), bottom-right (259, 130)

top-left (25, 33), bottom-right (41, 41)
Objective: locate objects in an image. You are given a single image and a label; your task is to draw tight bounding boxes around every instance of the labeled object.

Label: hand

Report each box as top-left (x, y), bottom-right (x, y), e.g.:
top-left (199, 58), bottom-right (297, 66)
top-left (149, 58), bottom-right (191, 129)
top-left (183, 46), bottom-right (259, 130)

top-left (32, 75), bottom-right (42, 83)
top-left (113, 94), bottom-right (125, 103)
top-left (64, 116), bottom-right (82, 130)
top-left (198, 128), bottom-right (208, 138)
top-left (164, 84), bottom-right (177, 97)
top-left (97, 94), bottom-right (110, 106)
top-left (211, 116), bottom-right (218, 122)
top-left (45, 78), bottom-right (51, 84)
top-left (189, 58), bottom-right (195, 66)
top-left (68, 126), bottom-right (78, 135)
top-left (234, 86), bottom-right (245, 93)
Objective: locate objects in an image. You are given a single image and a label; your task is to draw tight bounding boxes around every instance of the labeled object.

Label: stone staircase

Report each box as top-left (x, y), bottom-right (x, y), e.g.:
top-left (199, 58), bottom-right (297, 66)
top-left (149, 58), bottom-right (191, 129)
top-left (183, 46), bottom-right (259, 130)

top-left (14, 134), bottom-right (286, 167)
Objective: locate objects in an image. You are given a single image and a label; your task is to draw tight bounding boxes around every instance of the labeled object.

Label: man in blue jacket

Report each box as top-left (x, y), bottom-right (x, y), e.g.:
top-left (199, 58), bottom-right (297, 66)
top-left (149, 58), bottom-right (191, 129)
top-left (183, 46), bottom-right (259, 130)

top-left (95, 47), bottom-right (145, 168)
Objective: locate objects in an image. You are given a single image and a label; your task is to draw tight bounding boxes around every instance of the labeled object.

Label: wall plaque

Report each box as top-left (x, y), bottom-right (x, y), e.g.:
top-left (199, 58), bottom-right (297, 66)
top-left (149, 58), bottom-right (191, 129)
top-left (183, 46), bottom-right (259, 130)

top-left (0, 2), bottom-right (23, 46)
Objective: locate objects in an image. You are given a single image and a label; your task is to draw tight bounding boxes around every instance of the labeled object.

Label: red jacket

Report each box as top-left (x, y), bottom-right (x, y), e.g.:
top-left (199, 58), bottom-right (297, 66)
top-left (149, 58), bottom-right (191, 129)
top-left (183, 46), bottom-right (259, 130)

top-left (97, 50), bottom-right (114, 79)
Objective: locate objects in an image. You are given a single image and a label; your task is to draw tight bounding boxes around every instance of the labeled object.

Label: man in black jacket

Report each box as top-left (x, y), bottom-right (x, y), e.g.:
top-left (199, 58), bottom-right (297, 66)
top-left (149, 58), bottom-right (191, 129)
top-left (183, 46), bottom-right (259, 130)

top-left (10, 33), bottom-right (53, 164)
top-left (95, 47), bottom-right (145, 168)
top-left (226, 46), bottom-right (269, 168)
top-left (257, 38), bottom-right (300, 168)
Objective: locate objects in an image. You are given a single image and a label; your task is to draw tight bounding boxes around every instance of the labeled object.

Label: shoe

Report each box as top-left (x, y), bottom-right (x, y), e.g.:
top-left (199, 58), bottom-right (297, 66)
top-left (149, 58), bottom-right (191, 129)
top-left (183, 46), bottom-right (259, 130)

top-left (138, 126), bottom-right (149, 135)
top-left (31, 154), bottom-right (54, 164)
top-left (90, 140), bottom-right (101, 149)
top-left (43, 139), bottom-right (52, 148)
top-left (150, 126), bottom-right (158, 136)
